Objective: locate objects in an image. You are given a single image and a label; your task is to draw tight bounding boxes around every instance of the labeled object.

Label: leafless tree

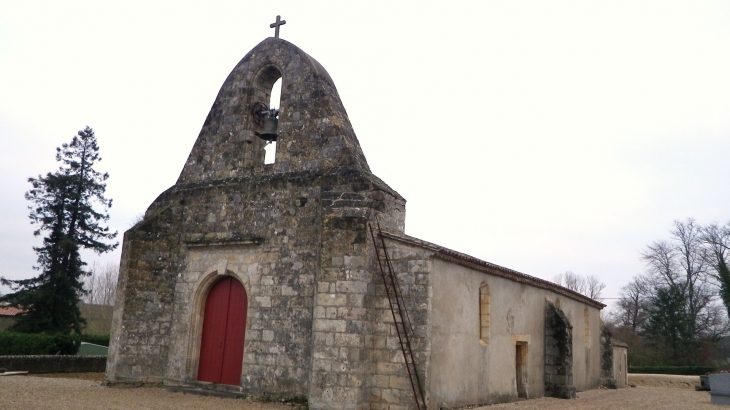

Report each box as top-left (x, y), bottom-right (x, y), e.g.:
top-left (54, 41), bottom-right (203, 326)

top-left (608, 219), bottom-right (730, 366)
top-left (585, 275), bottom-right (606, 300)
top-left (553, 271), bottom-right (605, 299)
top-left (701, 222), bottom-right (730, 278)
top-left (641, 219), bottom-right (721, 340)
top-left (554, 271), bottom-right (585, 294)
top-left (81, 261), bottom-right (119, 306)
top-left (700, 221), bottom-right (730, 318)
top-left (610, 275), bottom-right (652, 332)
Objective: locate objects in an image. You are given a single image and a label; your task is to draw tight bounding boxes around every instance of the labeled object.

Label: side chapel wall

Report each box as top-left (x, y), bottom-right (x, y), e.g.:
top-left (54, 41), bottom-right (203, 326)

top-left (428, 259), bottom-right (602, 407)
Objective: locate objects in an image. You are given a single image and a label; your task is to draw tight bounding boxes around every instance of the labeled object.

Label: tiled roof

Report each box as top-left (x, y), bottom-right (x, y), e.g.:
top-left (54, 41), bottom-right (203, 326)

top-left (0, 306), bottom-right (23, 316)
top-left (381, 230), bottom-right (606, 309)
top-left (612, 339), bottom-right (629, 348)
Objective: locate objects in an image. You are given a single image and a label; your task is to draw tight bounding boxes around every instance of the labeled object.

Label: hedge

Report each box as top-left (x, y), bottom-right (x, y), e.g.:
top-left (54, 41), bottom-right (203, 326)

top-left (0, 331), bottom-right (80, 355)
top-left (628, 366), bottom-right (716, 375)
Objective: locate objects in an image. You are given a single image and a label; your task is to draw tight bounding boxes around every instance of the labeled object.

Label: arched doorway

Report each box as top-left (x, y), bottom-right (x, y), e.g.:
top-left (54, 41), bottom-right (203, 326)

top-left (197, 276), bottom-right (248, 385)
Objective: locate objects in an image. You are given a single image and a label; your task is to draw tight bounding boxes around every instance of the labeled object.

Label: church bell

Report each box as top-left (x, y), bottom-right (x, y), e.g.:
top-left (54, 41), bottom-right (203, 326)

top-left (255, 109), bottom-right (279, 142)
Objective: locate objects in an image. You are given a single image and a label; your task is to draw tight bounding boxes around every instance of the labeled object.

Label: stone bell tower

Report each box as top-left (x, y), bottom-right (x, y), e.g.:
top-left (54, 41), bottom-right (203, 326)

top-left (107, 30), bottom-right (408, 410)
top-left (177, 36), bottom-right (373, 182)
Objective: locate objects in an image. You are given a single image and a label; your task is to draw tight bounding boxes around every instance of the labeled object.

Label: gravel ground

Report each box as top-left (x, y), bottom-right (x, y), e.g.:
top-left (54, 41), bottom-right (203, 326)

top-left (0, 374), bottom-right (715, 410)
top-left (479, 387), bottom-right (713, 409)
top-left (0, 375), bottom-right (292, 410)
top-left (27, 372), bottom-right (107, 382)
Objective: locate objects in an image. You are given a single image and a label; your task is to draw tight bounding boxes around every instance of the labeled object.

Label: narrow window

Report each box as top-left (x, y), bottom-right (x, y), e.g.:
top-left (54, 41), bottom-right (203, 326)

top-left (264, 77), bottom-right (282, 164)
top-left (584, 307), bottom-right (590, 347)
top-left (480, 282), bottom-right (490, 345)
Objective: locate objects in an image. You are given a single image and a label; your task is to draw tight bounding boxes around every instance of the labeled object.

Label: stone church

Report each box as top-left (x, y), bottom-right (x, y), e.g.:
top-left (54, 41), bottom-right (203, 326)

top-left (107, 31), bottom-right (606, 409)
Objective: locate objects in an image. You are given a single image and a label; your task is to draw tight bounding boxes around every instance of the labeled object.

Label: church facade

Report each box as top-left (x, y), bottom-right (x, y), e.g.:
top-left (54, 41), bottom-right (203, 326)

top-left (106, 36), bottom-right (605, 409)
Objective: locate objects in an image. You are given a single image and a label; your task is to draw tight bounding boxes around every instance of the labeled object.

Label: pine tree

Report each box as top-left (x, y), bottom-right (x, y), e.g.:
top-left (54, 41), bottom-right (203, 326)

top-left (0, 127), bottom-right (117, 334)
top-left (642, 286), bottom-right (693, 365)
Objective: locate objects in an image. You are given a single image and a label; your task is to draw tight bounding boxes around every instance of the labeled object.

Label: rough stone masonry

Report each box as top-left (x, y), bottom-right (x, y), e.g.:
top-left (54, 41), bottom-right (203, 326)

top-left (106, 36), bottom-right (415, 410)
top-left (107, 34), bottom-right (607, 410)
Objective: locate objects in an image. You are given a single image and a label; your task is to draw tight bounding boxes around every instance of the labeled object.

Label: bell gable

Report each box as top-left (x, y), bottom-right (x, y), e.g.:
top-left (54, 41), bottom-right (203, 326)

top-left (177, 37), bottom-right (370, 184)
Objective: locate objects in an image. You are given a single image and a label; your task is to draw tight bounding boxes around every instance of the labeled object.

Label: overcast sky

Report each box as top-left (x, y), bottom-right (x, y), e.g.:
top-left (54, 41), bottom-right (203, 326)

top-left (1, 1), bottom-right (729, 312)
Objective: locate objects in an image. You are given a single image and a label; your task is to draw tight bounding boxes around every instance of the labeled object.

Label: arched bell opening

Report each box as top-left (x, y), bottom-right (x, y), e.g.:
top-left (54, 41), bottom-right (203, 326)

top-left (248, 65), bottom-right (283, 166)
top-left (264, 78), bottom-right (282, 164)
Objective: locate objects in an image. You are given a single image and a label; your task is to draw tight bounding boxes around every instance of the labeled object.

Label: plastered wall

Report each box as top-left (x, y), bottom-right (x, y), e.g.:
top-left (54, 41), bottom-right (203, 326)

top-left (429, 259), bottom-right (602, 407)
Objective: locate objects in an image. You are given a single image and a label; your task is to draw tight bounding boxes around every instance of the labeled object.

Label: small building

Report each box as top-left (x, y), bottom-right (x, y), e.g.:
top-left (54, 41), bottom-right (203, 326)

top-left (106, 33), bottom-right (605, 409)
top-left (0, 304), bottom-right (22, 331)
top-left (611, 339), bottom-right (629, 388)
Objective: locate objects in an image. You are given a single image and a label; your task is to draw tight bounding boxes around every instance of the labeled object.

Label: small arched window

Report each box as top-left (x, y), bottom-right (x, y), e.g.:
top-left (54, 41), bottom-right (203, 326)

top-left (479, 282), bottom-right (490, 345)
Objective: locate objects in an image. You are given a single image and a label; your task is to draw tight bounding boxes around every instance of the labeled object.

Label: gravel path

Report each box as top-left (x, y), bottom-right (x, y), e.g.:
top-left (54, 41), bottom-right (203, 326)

top-left (0, 374), bottom-right (715, 409)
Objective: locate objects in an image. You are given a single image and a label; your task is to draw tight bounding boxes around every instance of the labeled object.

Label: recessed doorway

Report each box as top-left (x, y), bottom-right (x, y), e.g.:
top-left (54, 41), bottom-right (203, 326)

top-left (197, 276), bottom-right (248, 385)
top-left (516, 342), bottom-right (528, 398)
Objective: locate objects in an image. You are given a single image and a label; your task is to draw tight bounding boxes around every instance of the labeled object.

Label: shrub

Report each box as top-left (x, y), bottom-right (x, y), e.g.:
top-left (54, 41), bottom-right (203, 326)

top-left (0, 331), bottom-right (79, 355)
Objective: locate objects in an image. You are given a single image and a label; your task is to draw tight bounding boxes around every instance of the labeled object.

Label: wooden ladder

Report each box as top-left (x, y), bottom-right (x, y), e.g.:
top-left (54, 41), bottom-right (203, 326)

top-left (369, 221), bottom-right (426, 410)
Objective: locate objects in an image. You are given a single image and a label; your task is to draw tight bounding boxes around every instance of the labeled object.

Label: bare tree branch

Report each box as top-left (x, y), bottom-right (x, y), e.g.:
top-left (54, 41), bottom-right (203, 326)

top-left (553, 271), bottom-right (604, 299)
top-left (81, 261), bottom-right (118, 306)
top-left (585, 275), bottom-right (606, 300)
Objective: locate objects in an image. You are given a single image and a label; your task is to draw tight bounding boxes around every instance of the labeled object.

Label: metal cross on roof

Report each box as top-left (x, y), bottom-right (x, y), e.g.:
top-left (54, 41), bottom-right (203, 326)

top-left (270, 15), bottom-right (286, 38)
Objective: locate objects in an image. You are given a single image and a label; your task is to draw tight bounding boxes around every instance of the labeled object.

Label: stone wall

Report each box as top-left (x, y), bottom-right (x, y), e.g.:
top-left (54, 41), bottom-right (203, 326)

top-left (107, 37), bottom-right (408, 410)
top-left (600, 326), bottom-right (616, 388)
top-left (544, 302), bottom-right (576, 399)
top-left (362, 236), bottom-right (432, 410)
top-left (0, 355), bottom-right (106, 373)
top-left (107, 168), bottom-right (405, 399)
top-left (176, 37), bottom-right (372, 184)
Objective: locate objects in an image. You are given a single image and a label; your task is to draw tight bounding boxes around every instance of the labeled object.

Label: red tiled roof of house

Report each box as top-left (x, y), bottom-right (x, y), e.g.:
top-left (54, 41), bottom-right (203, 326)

top-left (0, 306), bottom-right (23, 316)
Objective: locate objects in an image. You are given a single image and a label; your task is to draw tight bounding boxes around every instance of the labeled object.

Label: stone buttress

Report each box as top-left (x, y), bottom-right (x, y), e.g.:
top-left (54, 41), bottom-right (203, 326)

top-left (106, 37), bottom-right (423, 409)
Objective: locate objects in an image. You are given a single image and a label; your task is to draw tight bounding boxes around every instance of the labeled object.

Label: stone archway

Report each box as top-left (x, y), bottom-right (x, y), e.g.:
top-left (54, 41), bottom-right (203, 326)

top-left (197, 276), bottom-right (248, 385)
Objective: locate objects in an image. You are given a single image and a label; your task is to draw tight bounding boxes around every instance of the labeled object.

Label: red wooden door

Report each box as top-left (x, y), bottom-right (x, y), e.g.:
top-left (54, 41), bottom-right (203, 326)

top-left (197, 277), bottom-right (248, 385)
